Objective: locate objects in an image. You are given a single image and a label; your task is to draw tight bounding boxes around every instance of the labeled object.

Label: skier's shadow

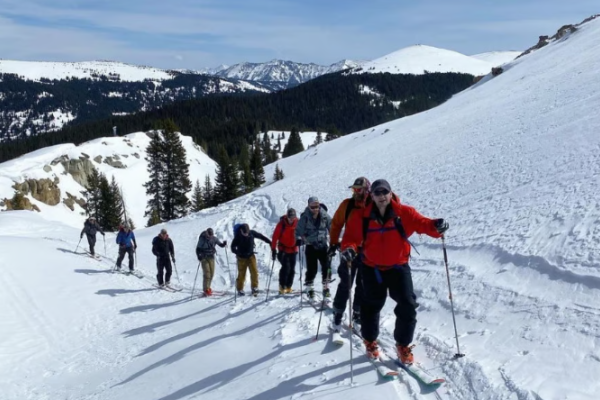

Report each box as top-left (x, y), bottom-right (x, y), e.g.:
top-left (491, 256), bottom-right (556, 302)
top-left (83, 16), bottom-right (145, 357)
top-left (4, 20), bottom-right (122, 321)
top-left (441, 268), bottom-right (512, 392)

top-left (74, 269), bottom-right (112, 274)
top-left (120, 297), bottom-right (235, 336)
top-left (96, 288), bottom-right (156, 297)
top-left (116, 308), bottom-right (289, 387)
top-left (156, 351), bottom-right (373, 400)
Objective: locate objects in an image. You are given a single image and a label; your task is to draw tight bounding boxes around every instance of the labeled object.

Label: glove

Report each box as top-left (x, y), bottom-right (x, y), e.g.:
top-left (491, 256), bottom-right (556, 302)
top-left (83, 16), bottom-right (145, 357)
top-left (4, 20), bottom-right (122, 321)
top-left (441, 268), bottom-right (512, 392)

top-left (295, 238), bottom-right (304, 246)
top-left (171, 257), bottom-right (176, 264)
top-left (80, 234), bottom-right (83, 239)
top-left (327, 244), bottom-right (340, 257)
top-left (101, 232), bottom-right (105, 236)
top-left (341, 248), bottom-right (357, 263)
top-left (134, 244), bottom-right (137, 250)
top-left (434, 219), bottom-right (449, 234)
top-left (223, 240), bottom-right (228, 246)
top-left (271, 249), bottom-right (277, 260)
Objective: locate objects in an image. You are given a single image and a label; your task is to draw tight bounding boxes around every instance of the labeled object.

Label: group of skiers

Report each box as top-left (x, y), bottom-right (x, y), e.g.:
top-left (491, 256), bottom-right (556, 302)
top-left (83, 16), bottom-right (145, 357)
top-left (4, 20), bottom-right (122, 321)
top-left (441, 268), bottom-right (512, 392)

top-left (80, 176), bottom-right (448, 365)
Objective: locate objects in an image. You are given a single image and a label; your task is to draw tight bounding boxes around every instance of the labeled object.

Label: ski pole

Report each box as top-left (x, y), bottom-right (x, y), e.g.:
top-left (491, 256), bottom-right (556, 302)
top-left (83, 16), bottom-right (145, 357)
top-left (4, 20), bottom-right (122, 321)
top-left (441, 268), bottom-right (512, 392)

top-left (225, 248), bottom-right (232, 286)
top-left (173, 259), bottom-right (181, 285)
top-left (74, 236), bottom-right (82, 253)
top-left (190, 261), bottom-right (201, 301)
top-left (299, 245), bottom-right (304, 307)
top-left (103, 235), bottom-right (106, 257)
top-left (314, 292), bottom-right (326, 341)
top-left (347, 259), bottom-right (354, 384)
top-left (265, 259), bottom-right (275, 302)
top-left (442, 236), bottom-right (464, 359)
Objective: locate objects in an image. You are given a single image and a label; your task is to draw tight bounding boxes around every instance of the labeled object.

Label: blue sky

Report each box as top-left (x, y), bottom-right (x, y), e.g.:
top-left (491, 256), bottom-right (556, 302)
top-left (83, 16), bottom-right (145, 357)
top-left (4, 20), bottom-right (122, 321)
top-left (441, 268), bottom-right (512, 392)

top-left (0, 0), bottom-right (597, 69)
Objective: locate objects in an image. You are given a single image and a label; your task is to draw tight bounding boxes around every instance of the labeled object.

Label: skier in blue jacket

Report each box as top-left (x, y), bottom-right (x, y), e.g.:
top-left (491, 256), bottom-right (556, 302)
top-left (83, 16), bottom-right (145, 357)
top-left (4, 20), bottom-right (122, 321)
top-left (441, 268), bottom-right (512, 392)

top-left (116, 225), bottom-right (137, 272)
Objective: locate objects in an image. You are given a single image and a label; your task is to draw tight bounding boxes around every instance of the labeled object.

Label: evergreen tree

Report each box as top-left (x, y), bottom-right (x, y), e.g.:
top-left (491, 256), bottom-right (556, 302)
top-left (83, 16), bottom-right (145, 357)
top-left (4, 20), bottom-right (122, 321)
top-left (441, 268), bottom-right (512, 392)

top-left (260, 121), bottom-right (267, 133)
top-left (274, 164), bottom-right (285, 181)
top-left (161, 120), bottom-right (192, 221)
top-left (213, 146), bottom-right (240, 203)
top-left (83, 168), bottom-right (102, 218)
top-left (282, 127), bottom-right (304, 157)
top-left (238, 145), bottom-right (254, 193)
top-left (143, 130), bottom-right (164, 225)
top-left (325, 126), bottom-right (341, 141)
top-left (250, 143), bottom-right (265, 187)
top-left (147, 209), bottom-right (161, 227)
top-left (277, 137), bottom-right (282, 152)
top-left (202, 174), bottom-right (214, 208)
top-left (314, 131), bottom-right (323, 145)
top-left (270, 132), bottom-right (274, 139)
top-left (191, 179), bottom-right (204, 212)
top-left (97, 175), bottom-right (123, 231)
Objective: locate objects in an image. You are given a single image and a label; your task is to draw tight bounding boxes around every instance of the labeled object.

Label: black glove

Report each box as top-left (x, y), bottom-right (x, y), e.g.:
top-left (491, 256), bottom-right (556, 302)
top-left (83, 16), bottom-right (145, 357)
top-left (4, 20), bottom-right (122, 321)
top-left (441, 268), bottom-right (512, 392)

top-left (171, 257), bottom-right (176, 264)
top-left (327, 244), bottom-right (340, 257)
top-left (295, 238), bottom-right (304, 246)
top-left (80, 234), bottom-right (83, 239)
top-left (341, 248), bottom-right (357, 263)
top-left (134, 244), bottom-right (137, 250)
top-left (197, 253), bottom-right (204, 261)
top-left (223, 240), bottom-right (228, 246)
top-left (434, 219), bottom-right (449, 234)
top-left (101, 232), bottom-right (105, 236)
top-left (271, 249), bottom-right (277, 260)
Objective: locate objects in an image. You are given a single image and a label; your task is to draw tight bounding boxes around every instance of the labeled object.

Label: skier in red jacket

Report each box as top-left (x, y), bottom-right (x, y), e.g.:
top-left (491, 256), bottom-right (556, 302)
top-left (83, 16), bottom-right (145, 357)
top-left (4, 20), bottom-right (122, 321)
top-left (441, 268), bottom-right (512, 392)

top-left (271, 208), bottom-right (299, 294)
top-left (341, 179), bottom-right (449, 365)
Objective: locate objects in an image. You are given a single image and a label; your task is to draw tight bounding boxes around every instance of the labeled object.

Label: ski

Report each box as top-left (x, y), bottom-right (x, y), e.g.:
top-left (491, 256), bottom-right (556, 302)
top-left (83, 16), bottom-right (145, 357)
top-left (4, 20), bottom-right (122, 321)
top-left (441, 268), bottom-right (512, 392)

top-left (153, 284), bottom-right (180, 293)
top-left (165, 285), bottom-right (183, 292)
top-left (394, 360), bottom-right (446, 386)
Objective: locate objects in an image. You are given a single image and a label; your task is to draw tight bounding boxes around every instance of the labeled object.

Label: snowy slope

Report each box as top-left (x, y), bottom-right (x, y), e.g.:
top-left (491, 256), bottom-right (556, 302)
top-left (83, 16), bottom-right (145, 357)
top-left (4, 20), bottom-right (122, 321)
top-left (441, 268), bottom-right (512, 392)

top-left (352, 45), bottom-right (495, 76)
top-left (0, 132), bottom-right (217, 228)
top-left (3, 16), bottom-right (600, 400)
top-left (0, 60), bottom-right (176, 82)
top-left (470, 51), bottom-right (522, 66)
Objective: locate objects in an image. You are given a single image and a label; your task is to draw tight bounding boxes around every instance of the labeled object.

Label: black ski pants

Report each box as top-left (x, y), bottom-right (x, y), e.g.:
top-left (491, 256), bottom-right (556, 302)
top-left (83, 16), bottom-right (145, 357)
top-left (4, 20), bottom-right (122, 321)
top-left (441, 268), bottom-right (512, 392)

top-left (360, 261), bottom-right (418, 346)
top-left (156, 256), bottom-right (173, 285)
top-left (304, 245), bottom-right (330, 286)
top-left (332, 257), bottom-right (363, 320)
top-left (86, 233), bottom-right (96, 255)
top-left (277, 252), bottom-right (297, 288)
top-left (117, 246), bottom-right (134, 270)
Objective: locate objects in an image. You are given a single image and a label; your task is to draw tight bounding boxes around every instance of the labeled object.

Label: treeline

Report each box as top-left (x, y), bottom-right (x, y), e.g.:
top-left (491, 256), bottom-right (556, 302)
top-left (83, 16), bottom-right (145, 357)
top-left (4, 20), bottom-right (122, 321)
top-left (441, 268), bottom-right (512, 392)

top-left (0, 71), bottom-right (474, 163)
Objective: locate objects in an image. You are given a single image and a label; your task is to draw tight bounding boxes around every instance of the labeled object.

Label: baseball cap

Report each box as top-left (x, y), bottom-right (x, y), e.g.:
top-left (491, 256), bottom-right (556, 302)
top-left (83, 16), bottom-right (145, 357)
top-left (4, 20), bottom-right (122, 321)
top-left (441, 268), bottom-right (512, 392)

top-left (349, 177), bottom-right (369, 188)
top-left (307, 196), bottom-right (319, 204)
top-left (370, 179), bottom-right (391, 193)
top-left (287, 208), bottom-right (297, 218)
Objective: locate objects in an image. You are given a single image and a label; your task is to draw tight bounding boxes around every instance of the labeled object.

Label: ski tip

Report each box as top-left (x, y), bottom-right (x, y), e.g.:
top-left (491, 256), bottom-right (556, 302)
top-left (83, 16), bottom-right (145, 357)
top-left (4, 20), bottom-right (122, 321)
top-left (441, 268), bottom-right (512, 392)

top-left (430, 378), bottom-right (446, 385)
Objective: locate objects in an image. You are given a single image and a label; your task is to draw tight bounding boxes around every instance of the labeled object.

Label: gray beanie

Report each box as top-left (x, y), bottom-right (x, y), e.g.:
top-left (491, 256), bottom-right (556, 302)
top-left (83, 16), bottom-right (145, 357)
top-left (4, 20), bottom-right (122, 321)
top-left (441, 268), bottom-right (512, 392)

top-left (307, 196), bottom-right (319, 204)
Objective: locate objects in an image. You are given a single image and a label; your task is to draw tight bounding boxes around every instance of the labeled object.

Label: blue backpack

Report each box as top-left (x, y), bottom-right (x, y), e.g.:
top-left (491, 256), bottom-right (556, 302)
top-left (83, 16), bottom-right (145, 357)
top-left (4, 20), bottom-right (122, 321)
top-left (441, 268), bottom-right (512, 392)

top-left (233, 223), bottom-right (244, 237)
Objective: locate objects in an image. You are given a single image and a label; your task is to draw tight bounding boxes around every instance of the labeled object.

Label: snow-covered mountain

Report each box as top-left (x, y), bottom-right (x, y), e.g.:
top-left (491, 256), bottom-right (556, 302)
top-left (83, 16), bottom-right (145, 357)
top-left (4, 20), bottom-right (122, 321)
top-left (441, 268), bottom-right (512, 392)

top-left (0, 60), bottom-right (178, 82)
top-left (470, 51), bottom-right (521, 65)
top-left (2, 14), bottom-right (599, 400)
top-left (0, 131), bottom-right (218, 227)
top-left (212, 59), bottom-right (364, 86)
top-left (350, 44), bottom-right (500, 76)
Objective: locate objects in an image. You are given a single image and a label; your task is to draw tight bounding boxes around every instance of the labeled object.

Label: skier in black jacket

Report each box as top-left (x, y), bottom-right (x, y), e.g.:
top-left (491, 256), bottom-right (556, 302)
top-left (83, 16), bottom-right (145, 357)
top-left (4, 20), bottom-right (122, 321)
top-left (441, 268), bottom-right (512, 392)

top-left (231, 223), bottom-right (271, 296)
top-left (80, 216), bottom-right (105, 257)
top-left (152, 228), bottom-right (175, 287)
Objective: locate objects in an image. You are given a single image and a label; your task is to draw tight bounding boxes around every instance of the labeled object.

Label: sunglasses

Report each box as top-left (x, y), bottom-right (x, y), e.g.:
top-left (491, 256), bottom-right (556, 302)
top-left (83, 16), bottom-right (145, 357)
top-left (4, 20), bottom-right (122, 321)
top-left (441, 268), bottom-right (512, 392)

top-left (372, 189), bottom-right (390, 197)
top-left (309, 205), bottom-right (320, 210)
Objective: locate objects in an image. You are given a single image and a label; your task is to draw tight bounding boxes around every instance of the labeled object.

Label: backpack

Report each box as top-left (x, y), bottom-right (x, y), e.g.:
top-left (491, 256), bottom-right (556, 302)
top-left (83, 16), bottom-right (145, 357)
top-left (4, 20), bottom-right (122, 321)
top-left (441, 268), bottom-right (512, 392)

top-left (233, 223), bottom-right (244, 237)
top-left (196, 232), bottom-right (210, 251)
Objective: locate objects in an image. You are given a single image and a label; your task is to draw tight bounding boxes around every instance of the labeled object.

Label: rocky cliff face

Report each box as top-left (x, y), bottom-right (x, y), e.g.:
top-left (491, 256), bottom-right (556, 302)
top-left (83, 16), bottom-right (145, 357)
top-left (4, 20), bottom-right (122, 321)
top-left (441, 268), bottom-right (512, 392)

top-left (60, 157), bottom-right (96, 188)
top-left (12, 177), bottom-right (61, 206)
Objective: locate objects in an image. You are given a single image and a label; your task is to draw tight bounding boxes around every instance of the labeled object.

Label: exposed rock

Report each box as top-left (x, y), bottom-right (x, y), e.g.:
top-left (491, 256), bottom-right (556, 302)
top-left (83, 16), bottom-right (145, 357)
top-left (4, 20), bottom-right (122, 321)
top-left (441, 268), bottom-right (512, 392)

top-left (133, 153), bottom-right (140, 159)
top-left (3, 195), bottom-right (41, 212)
top-left (473, 75), bottom-right (485, 84)
top-left (63, 192), bottom-right (86, 211)
top-left (61, 157), bottom-right (96, 187)
top-left (93, 155), bottom-right (103, 164)
top-left (80, 152), bottom-right (90, 159)
top-left (518, 35), bottom-right (549, 58)
top-left (12, 178), bottom-right (61, 206)
top-left (121, 154), bottom-right (129, 158)
top-left (491, 67), bottom-right (504, 76)
top-left (43, 165), bottom-right (52, 172)
top-left (552, 24), bottom-right (577, 40)
top-left (51, 154), bottom-right (69, 166)
top-left (104, 156), bottom-right (126, 169)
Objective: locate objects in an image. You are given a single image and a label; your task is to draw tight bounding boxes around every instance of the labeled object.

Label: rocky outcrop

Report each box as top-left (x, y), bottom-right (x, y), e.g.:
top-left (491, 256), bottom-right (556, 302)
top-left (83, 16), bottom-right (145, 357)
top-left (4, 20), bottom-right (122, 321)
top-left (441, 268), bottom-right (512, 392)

top-left (103, 155), bottom-right (125, 168)
top-left (12, 177), bottom-right (61, 206)
top-left (61, 157), bottom-right (96, 188)
top-left (43, 165), bottom-right (52, 172)
top-left (63, 192), bottom-right (86, 211)
top-left (3, 195), bottom-right (41, 212)
top-left (491, 67), bottom-right (504, 76)
top-left (93, 155), bottom-right (103, 164)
